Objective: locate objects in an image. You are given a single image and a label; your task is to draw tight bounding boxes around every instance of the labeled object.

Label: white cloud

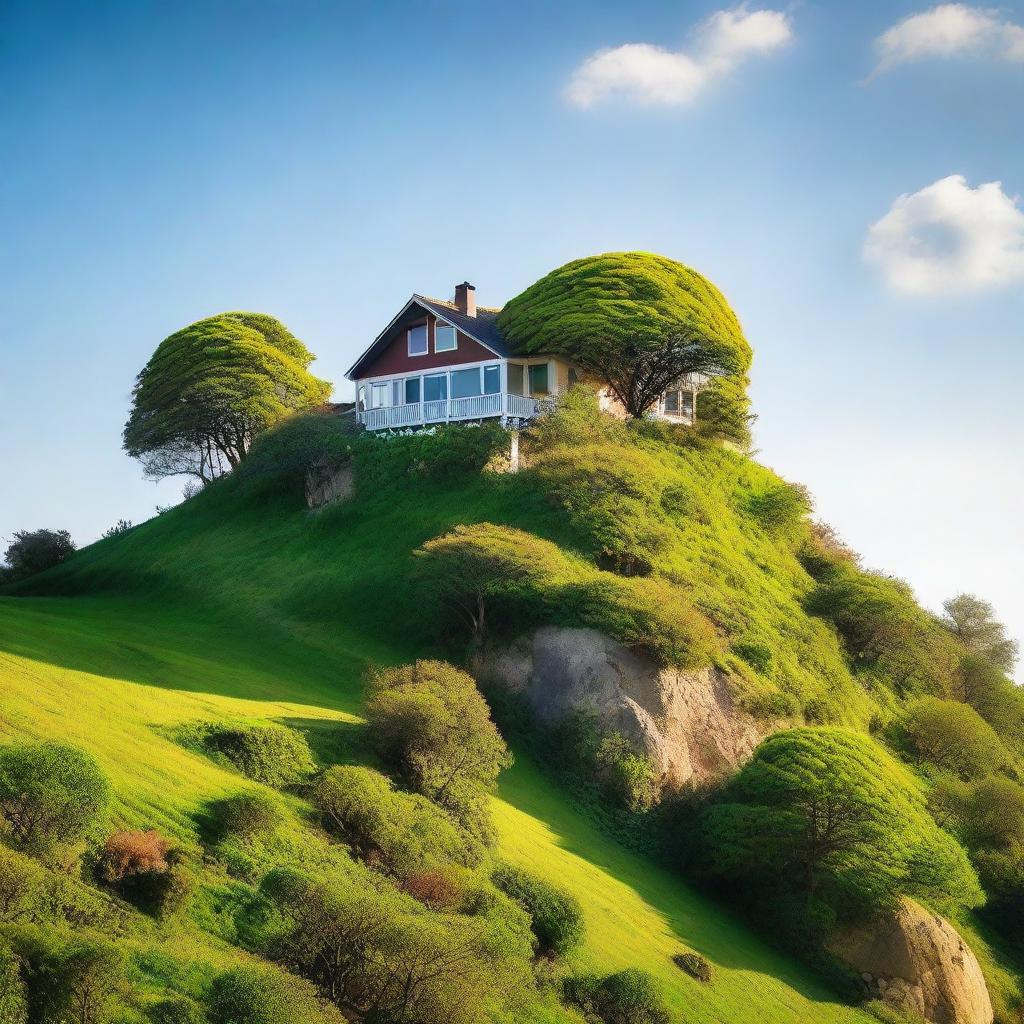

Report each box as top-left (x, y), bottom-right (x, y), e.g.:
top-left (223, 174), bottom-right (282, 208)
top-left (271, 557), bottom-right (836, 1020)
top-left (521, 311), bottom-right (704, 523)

top-left (864, 175), bottom-right (1024, 295)
top-left (565, 5), bottom-right (792, 108)
top-left (871, 4), bottom-right (1024, 74)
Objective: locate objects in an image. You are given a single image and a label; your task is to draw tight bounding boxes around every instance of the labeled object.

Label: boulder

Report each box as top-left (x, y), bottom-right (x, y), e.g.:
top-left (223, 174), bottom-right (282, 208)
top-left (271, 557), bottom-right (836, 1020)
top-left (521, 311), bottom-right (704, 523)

top-left (475, 626), bottom-right (775, 790)
top-left (305, 460), bottom-right (353, 509)
top-left (827, 898), bottom-right (993, 1024)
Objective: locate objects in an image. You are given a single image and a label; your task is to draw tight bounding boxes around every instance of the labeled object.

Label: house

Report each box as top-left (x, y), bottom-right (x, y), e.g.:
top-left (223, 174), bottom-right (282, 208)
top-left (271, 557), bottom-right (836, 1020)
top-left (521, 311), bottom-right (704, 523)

top-left (346, 282), bottom-right (705, 432)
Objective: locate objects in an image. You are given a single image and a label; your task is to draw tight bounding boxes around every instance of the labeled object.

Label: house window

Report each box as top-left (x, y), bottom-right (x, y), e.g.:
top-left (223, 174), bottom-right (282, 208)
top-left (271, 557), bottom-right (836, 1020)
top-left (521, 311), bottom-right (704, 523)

top-left (568, 367), bottom-right (579, 387)
top-left (664, 390), bottom-right (680, 413)
top-left (451, 368), bottom-right (482, 399)
top-left (408, 324), bottom-right (428, 356)
top-left (483, 364), bottom-right (500, 395)
top-left (682, 392), bottom-right (694, 419)
top-left (424, 373), bottom-right (448, 402)
top-left (528, 363), bottom-right (549, 395)
top-left (507, 363), bottom-right (524, 395)
top-left (405, 377), bottom-right (420, 404)
top-left (435, 323), bottom-right (457, 352)
top-left (370, 382), bottom-right (391, 408)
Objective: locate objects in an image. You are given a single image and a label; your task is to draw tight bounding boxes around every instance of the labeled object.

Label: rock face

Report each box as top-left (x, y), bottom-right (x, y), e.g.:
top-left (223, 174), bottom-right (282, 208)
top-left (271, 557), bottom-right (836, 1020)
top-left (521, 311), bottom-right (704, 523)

top-left (305, 461), bottom-right (353, 509)
top-left (475, 626), bottom-right (774, 789)
top-left (827, 898), bottom-right (993, 1024)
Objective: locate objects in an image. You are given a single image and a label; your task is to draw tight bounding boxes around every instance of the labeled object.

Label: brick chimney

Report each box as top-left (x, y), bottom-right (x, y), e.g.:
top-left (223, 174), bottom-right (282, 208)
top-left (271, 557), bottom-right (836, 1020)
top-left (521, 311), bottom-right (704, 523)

top-left (454, 281), bottom-right (476, 317)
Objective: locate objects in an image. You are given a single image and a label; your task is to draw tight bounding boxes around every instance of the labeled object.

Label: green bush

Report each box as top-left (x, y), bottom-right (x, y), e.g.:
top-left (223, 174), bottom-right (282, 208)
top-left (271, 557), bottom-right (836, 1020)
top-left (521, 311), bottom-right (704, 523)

top-left (745, 483), bottom-right (810, 538)
top-left (208, 792), bottom-right (284, 841)
top-left (311, 765), bottom-right (481, 877)
top-left (1, 529), bottom-right (76, 583)
top-left (698, 728), bottom-right (983, 925)
top-left (149, 994), bottom-right (208, 1024)
top-left (963, 776), bottom-right (1024, 850)
top-left (207, 965), bottom-right (339, 1024)
top-left (204, 723), bottom-right (316, 788)
top-left (565, 968), bottom-right (670, 1024)
top-left (365, 660), bottom-right (512, 837)
top-left (492, 864), bottom-right (585, 956)
top-left (897, 697), bottom-right (1007, 780)
top-left (0, 938), bottom-right (26, 1024)
top-left (0, 742), bottom-right (109, 853)
top-left (672, 951), bottom-right (712, 983)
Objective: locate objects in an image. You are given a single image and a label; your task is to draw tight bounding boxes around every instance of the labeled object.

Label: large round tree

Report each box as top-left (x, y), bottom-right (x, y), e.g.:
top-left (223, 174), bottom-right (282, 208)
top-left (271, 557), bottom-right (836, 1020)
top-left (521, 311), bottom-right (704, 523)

top-left (497, 252), bottom-right (752, 440)
top-left (123, 312), bottom-right (331, 483)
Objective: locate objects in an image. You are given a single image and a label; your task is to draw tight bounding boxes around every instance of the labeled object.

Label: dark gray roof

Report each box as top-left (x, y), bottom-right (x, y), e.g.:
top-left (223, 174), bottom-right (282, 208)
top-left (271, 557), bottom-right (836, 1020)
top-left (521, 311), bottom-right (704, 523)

top-left (413, 295), bottom-right (512, 357)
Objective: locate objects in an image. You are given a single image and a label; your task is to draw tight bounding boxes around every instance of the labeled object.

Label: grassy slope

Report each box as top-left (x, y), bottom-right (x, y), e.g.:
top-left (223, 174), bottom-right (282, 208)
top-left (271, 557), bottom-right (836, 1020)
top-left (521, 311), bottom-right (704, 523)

top-left (0, 456), bottom-right (874, 1023)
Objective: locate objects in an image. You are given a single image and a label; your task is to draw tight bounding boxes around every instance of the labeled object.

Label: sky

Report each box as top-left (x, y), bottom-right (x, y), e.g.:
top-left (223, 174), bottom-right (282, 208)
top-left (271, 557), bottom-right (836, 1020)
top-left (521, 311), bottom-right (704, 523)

top-left (1, 1), bottom-right (1022, 673)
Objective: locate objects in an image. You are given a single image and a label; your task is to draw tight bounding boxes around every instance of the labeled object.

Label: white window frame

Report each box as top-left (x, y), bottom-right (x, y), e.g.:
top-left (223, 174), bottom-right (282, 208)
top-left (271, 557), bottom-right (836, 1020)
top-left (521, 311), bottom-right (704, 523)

top-left (423, 372), bottom-right (448, 402)
top-left (407, 324), bottom-right (428, 357)
top-left (434, 322), bottom-right (458, 353)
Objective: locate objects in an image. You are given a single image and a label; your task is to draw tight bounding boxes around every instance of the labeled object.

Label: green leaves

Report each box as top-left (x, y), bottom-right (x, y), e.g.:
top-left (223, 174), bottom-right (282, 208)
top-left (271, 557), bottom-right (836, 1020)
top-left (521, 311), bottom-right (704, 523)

top-left (123, 312), bottom-right (331, 483)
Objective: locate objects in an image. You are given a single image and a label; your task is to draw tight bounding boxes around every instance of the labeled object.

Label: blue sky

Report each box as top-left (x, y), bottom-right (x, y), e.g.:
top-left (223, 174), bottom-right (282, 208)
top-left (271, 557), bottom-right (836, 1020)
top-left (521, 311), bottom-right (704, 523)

top-left (2, 1), bottom-right (1022, 670)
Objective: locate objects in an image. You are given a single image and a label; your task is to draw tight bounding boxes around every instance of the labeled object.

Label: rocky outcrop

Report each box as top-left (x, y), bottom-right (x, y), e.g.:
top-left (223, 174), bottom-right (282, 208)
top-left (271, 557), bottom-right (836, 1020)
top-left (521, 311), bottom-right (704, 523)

top-left (475, 626), bottom-right (776, 790)
top-left (305, 460), bottom-right (353, 509)
top-left (827, 898), bottom-right (993, 1024)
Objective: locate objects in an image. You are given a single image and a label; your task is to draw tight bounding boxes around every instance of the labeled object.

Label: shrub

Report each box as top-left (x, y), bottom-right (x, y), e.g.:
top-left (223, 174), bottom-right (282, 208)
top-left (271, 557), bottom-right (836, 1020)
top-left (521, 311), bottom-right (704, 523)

top-left (0, 938), bottom-right (26, 1024)
top-left (1, 529), bottom-right (75, 582)
top-left (0, 742), bottom-right (109, 853)
top-left (204, 723), bottom-right (315, 788)
top-left (400, 866), bottom-right (471, 911)
top-left (365, 660), bottom-right (512, 835)
top-left (101, 520), bottom-right (133, 539)
top-left (207, 965), bottom-right (339, 1024)
top-left (898, 697), bottom-right (1007, 780)
top-left (208, 792), bottom-right (284, 841)
top-left (963, 776), bottom-right (1024, 850)
top-left (312, 765), bottom-right (480, 876)
top-left (492, 864), bottom-right (585, 956)
top-left (0, 847), bottom-right (48, 923)
top-left (565, 969), bottom-right (670, 1024)
top-left (673, 951), bottom-right (712, 983)
top-left (149, 994), bottom-right (207, 1024)
top-left (698, 728), bottom-right (983, 925)
top-left (745, 482), bottom-right (810, 538)
top-left (98, 830), bottom-right (171, 882)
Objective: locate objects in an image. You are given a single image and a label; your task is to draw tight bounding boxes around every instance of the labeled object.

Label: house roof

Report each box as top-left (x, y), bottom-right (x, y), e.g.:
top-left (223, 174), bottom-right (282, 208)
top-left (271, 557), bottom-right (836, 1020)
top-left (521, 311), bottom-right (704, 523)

top-left (345, 294), bottom-right (511, 379)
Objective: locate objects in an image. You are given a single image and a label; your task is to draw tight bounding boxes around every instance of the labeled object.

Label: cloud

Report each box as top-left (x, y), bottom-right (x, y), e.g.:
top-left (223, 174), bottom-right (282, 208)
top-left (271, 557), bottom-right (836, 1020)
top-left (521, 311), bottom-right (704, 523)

top-left (871, 4), bottom-right (1024, 74)
top-left (864, 175), bottom-right (1024, 295)
top-left (565, 6), bottom-right (792, 108)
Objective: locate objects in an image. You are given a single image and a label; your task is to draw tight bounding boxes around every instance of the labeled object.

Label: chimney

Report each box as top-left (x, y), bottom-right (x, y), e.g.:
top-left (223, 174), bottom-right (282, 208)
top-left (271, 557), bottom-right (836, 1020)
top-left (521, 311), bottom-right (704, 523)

top-left (454, 281), bottom-right (476, 317)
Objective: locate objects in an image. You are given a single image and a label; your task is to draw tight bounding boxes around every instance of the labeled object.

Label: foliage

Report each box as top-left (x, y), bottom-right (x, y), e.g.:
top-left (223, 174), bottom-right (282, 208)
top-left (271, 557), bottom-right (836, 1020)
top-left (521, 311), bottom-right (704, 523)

top-left (1, 529), bottom-right (75, 582)
top-left (123, 312), bottom-right (331, 483)
top-left (311, 766), bottom-right (481, 877)
top-left (207, 965), bottom-right (340, 1024)
top-left (0, 938), bottom-right (26, 1024)
top-left (208, 792), bottom-right (284, 841)
top-left (365, 660), bottom-right (512, 836)
top-left (698, 728), bottom-right (983, 926)
top-left (0, 742), bottom-right (109, 853)
top-left (806, 567), bottom-right (959, 697)
top-left (896, 697), bottom-right (1007, 780)
top-left (101, 520), bottom-right (133, 539)
top-left (941, 593), bottom-right (1019, 674)
top-left (497, 251), bottom-right (751, 435)
top-left (492, 864), bottom-right (585, 956)
top-left (745, 483), bottom-right (811, 538)
top-left (98, 829), bottom-right (171, 882)
top-left (149, 994), bottom-right (208, 1024)
top-left (672, 952), bottom-right (712, 983)
top-left (964, 776), bottom-right (1024, 851)
top-left (564, 969), bottom-right (671, 1024)
top-left (203, 722), bottom-right (316, 788)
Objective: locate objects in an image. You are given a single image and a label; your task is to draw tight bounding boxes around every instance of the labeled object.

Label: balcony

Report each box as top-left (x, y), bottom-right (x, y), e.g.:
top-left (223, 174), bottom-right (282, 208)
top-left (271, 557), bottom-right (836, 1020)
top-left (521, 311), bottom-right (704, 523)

top-left (357, 392), bottom-right (544, 432)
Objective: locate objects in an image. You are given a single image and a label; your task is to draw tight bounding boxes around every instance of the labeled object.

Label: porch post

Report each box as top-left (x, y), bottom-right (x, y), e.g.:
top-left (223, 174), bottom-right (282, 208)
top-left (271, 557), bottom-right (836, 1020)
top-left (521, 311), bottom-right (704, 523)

top-left (500, 359), bottom-right (508, 427)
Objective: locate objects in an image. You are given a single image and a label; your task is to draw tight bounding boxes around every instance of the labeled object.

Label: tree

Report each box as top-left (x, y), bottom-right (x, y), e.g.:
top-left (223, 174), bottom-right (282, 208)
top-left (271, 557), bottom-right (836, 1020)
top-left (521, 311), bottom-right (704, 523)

top-left (365, 661), bottom-right (512, 833)
top-left (898, 697), bottom-right (1007, 780)
top-left (0, 939), bottom-right (26, 1024)
top-left (492, 864), bottom-right (585, 956)
top-left (942, 593), bottom-right (1019, 674)
top-left (0, 742), bottom-right (109, 853)
top-left (497, 252), bottom-right (752, 430)
top-left (2, 529), bottom-right (75, 582)
top-left (207, 965), bottom-right (341, 1024)
top-left (123, 312), bottom-right (331, 484)
top-left (698, 728), bottom-right (983, 922)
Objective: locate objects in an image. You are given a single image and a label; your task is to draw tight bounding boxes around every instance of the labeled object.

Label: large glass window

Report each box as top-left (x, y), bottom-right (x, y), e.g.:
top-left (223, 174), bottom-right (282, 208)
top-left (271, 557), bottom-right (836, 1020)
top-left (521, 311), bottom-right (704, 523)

top-left (408, 324), bottom-right (428, 356)
top-left (451, 368), bottom-right (482, 399)
top-left (392, 380), bottom-right (404, 406)
top-left (435, 324), bottom-right (457, 352)
top-left (405, 377), bottom-right (421, 404)
top-left (370, 382), bottom-right (391, 408)
top-left (507, 363), bottom-right (524, 395)
top-left (664, 390), bottom-right (679, 413)
top-left (528, 363), bottom-right (549, 395)
top-left (424, 374), bottom-right (448, 402)
top-left (483, 364), bottom-right (500, 395)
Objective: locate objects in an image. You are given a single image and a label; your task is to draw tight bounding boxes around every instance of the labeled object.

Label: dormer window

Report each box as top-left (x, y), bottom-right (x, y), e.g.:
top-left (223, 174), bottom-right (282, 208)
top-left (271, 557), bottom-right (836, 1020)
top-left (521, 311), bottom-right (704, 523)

top-left (435, 323), bottom-right (457, 353)
top-left (408, 324), bottom-right (428, 356)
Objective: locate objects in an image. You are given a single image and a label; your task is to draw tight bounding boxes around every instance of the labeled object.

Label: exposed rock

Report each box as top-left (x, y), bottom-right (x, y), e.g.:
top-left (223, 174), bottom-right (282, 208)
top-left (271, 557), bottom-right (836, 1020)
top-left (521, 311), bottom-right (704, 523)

top-left (827, 898), bottom-right (993, 1024)
top-left (305, 460), bottom-right (353, 509)
top-left (475, 626), bottom-right (776, 790)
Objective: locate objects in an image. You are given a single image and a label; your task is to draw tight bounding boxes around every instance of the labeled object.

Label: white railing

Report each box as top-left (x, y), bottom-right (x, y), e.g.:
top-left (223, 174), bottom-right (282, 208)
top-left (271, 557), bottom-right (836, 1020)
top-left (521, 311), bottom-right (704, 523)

top-left (358, 393), bottom-right (541, 431)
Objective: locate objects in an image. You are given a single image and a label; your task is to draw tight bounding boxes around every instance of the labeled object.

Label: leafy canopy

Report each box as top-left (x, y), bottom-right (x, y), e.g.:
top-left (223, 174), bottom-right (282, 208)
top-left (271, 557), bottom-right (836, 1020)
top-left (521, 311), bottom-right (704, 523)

top-left (1, 529), bottom-right (75, 583)
top-left (897, 696), bottom-right (1007, 780)
top-left (497, 252), bottom-right (752, 428)
top-left (942, 592), bottom-right (1019, 674)
top-left (699, 728), bottom-right (983, 922)
top-left (123, 312), bottom-right (331, 483)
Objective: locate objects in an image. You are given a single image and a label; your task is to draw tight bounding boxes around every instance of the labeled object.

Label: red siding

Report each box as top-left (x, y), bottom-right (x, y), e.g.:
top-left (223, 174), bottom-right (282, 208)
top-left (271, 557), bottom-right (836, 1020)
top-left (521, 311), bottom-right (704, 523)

top-left (359, 313), bottom-right (498, 378)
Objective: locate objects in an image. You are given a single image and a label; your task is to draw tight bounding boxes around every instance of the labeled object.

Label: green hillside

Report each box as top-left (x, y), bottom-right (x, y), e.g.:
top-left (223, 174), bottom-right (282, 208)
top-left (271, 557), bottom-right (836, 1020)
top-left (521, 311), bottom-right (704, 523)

top-left (2, 398), bottom-right (1022, 1023)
